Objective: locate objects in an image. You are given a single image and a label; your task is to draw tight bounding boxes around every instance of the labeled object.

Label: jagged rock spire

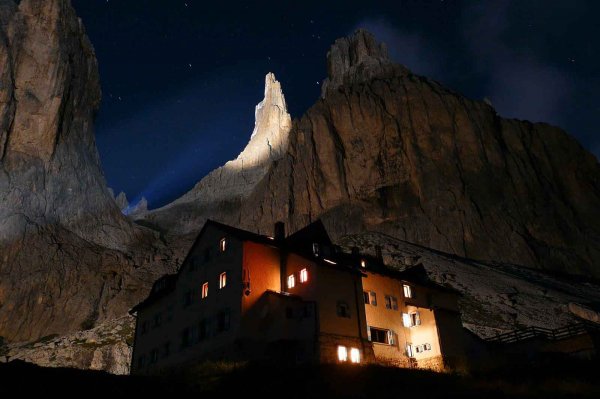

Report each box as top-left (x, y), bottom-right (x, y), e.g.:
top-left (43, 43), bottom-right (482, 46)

top-left (321, 29), bottom-right (407, 98)
top-left (142, 72), bottom-right (292, 232)
top-left (238, 72), bottom-right (291, 164)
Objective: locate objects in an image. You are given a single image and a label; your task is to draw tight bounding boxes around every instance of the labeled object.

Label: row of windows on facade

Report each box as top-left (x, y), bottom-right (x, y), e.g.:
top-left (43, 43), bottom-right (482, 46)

top-left (139, 272), bottom-right (228, 336)
top-left (188, 238), bottom-right (228, 272)
top-left (367, 316), bottom-right (421, 346)
top-left (183, 271), bottom-right (227, 307)
top-left (363, 284), bottom-right (413, 310)
top-left (367, 325), bottom-right (432, 357)
top-left (137, 309), bottom-right (231, 370)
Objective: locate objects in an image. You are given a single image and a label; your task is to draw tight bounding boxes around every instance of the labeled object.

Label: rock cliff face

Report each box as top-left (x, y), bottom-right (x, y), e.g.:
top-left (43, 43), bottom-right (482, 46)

top-left (237, 30), bottom-right (600, 278)
top-left (142, 72), bottom-right (292, 234)
top-left (0, 0), bottom-right (174, 343)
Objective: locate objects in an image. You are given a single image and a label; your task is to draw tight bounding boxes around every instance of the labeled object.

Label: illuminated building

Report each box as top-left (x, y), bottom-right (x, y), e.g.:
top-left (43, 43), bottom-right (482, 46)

top-left (130, 220), bottom-right (464, 374)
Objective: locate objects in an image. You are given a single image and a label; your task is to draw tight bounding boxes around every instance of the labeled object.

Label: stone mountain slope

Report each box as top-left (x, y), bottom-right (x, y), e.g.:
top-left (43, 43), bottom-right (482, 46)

top-left (0, 0), bottom-right (175, 343)
top-left (238, 30), bottom-right (600, 279)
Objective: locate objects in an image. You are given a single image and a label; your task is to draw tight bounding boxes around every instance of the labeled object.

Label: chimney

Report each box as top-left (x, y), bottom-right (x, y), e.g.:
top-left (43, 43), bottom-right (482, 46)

top-left (274, 222), bottom-right (285, 241)
top-left (375, 245), bottom-right (384, 264)
top-left (351, 246), bottom-right (360, 256)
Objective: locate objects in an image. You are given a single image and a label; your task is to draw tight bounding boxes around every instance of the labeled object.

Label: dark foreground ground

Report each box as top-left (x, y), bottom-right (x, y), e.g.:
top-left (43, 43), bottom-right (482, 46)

top-left (1, 356), bottom-right (599, 398)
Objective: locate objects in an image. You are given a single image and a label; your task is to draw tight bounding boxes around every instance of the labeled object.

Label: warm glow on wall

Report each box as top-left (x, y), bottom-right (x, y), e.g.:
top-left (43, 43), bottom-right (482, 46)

top-left (300, 268), bottom-right (308, 283)
top-left (287, 274), bottom-right (296, 289)
top-left (337, 345), bottom-right (348, 362)
top-left (350, 348), bottom-right (360, 363)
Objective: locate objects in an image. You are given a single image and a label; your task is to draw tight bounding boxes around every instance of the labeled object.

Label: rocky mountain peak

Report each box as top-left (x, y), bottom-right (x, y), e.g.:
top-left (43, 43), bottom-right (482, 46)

top-left (321, 29), bottom-right (407, 98)
top-left (141, 72), bottom-right (292, 233)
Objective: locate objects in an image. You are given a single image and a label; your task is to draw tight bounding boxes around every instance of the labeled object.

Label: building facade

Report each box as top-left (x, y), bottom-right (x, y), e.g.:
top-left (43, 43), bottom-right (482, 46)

top-left (130, 220), bottom-right (464, 374)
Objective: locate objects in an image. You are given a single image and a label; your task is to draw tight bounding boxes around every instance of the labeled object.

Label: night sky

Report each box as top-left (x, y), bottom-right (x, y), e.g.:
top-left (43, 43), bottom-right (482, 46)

top-left (71, 1), bottom-right (599, 209)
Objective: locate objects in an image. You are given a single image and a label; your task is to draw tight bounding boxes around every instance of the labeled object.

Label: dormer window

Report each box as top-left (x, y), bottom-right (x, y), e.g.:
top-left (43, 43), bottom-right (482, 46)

top-left (300, 268), bottom-right (308, 283)
top-left (312, 243), bottom-right (320, 257)
top-left (219, 238), bottom-right (227, 253)
top-left (403, 284), bottom-right (413, 299)
top-left (287, 274), bottom-right (296, 289)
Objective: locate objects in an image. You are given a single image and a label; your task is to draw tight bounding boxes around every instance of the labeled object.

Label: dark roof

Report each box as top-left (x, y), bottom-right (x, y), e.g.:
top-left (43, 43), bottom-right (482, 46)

top-left (285, 220), bottom-right (332, 248)
top-left (130, 219), bottom-right (458, 314)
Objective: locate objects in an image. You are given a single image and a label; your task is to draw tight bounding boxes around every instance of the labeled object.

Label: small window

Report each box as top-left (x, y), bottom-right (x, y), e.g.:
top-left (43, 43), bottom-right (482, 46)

top-left (287, 274), bottom-right (296, 289)
top-left (336, 301), bottom-right (351, 318)
top-left (219, 272), bottom-right (227, 289)
top-left (369, 291), bottom-right (377, 306)
top-left (218, 309), bottom-right (231, 332)
top-left (202, 282), bottom-right (208, 299)
top-left (406, 344), bottom-right (414, 358)
top-left (153, 313), bottom-right (162, 328)
top-left (299, 268), bottom-right (308, 283)
top-left (286, 307), bottom-right (294, 319)
top-left (150, 348), bottom-right (159, 364)
top-left (424, 343), bottom-right (432, 351)
top-left (403, 284), bottom-right (413, 299)
top-left (219, 237), bottom-right (227, 252)
top-left (403, 312), bottom-right (421, 327)
top-left (312, 243), bottom-right (320, 257)
top-left (181, 327), bottom-right (190, 349)
top-left (369, 327), bottom-right (392, 344)
top-left (360, 259), bottom-right (367, 268)
top-left (198, 319), bottom-right (207, 341)
top-left (416, 344), bottom-right (424, 353)
top-left (363, 291), bottom-right (370, 304)
top-left (350, 348), bottom-right (360, 363)
top-left (166, 304), bottom-right (174, 321)
top-left (140, 320), bottom-right (149, 335)
top-left (183, 290), bottom-right (192, 307)
top-left (337, 345), bottom-right (348, 362)
top-left (385, 295), bottom-right (398, 310)
top-left (163, 342), bottom-right (171, 358)
top-left (137, 355), bottom-right (146, 369)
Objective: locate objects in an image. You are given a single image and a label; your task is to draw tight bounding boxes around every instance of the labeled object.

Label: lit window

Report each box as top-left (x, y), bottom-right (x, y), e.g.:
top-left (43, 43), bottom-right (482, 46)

top-left (202, 282), bottom-right (208, 299)
top-left (402, 312), bottom-right (420, 327)
top-left (360, 259), bottom-right (366, 268)
top-left (337, 345), bottom-right (348, 362)
top-left (350, 348), bottom-right (360, 363)
top-left (287, 274), bottom-right (296, 289)
top-left (406, 344), bottom-right (414, 358)
top-left (219, 272), bottom-right (227, 289)
top-left (369, 327), bottom-right (394, 345)
top-left (403, 284), bottom-right (413, 298)
top-left (300, 268), bottom-right (308, 283)
top-left (219, 237), bottom-right (227, 252)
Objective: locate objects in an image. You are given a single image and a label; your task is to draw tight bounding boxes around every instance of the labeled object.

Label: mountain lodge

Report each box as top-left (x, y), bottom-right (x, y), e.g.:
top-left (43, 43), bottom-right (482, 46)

top-left (129, 220), bottom-right (465, 374)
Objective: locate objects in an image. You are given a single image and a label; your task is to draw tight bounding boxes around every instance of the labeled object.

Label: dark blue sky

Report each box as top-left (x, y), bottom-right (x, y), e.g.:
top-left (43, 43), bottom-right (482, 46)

top-left (71, 0), bottom-right (599, 209)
